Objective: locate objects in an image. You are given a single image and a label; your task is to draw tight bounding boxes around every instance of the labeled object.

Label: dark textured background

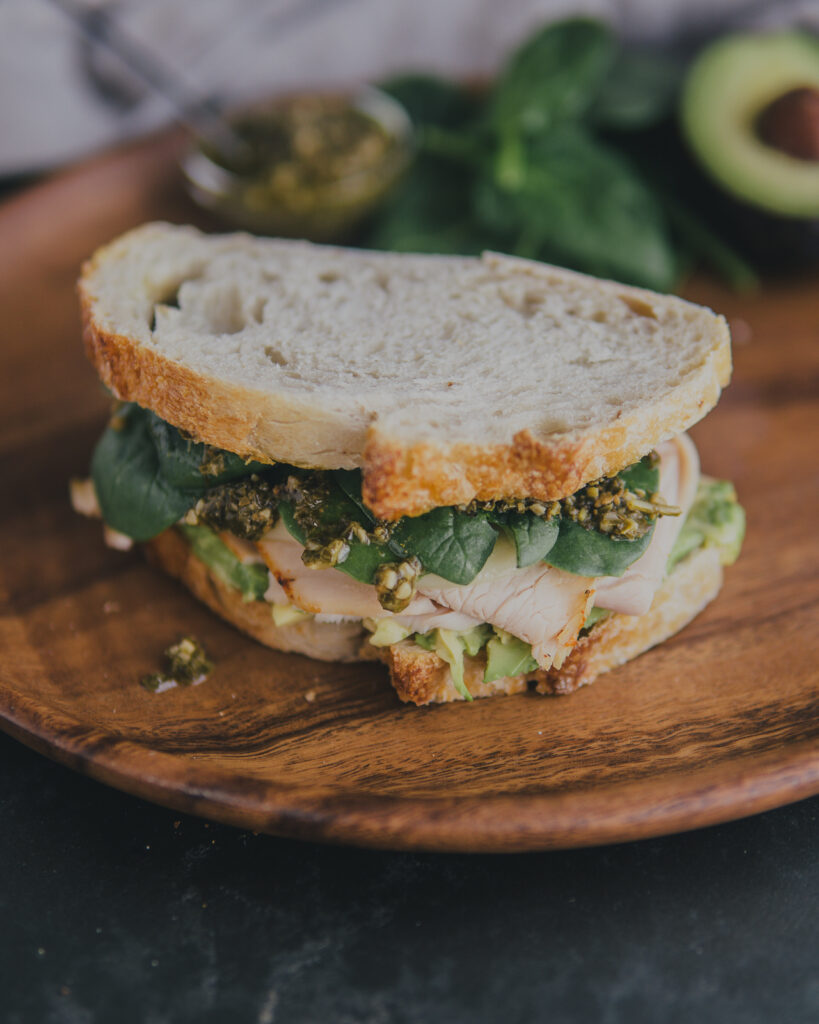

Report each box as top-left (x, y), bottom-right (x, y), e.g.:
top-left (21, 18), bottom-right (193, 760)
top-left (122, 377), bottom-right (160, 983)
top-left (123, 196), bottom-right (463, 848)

top-left (1, 730), bottom-right (817, 1024)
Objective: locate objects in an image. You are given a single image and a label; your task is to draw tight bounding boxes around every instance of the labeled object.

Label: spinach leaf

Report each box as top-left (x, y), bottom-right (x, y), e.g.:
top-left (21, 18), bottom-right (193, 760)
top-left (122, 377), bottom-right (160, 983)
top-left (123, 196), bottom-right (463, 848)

top-left (545, 518), bottom-right (653, 577)
top-left (364, 153), bottom-right (490, 255)
top-left (282, 485), bottom-right (497, 586)
top-left (474, 125), bottom-right (678, 291)
top-left (147, 412), bottom-right (267, 490)
top-left (619, 454), bottom-right (660, 494)
top-left (91, 404), bottom-right (194, 541)
top-left (336, 540), bottom-right (397, 584)
top-left (490, 19), bottom-right (615, 136)
top-left (177, 524), bottom-right (269, 601)
top-left (329, 469), bottom-right (377, 524)
top-left (379, 74), bottom-right (478, 129)
top-left (543, 456), bottom-right (660, 576)
top-left (277, 497), bottom-right (396, 585)
top-left (393, 507), bottom-right (498, 584)
top-left (501, 513), bottom-right (560, 567)
top-left (590, 49), bottom-right (683, 131)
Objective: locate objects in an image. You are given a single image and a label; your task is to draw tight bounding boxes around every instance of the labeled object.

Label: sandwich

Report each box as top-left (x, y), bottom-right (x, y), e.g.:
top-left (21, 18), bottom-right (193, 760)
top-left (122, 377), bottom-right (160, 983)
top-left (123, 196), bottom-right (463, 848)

top-left (73, 222), bottom-right (745, 705)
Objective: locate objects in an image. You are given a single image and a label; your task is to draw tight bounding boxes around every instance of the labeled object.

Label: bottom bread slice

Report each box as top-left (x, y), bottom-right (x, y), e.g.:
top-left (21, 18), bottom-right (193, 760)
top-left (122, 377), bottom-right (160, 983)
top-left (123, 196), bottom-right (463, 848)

top-left (381, 546), bottom-right (722, 703)
top-left (146, 528), bottom-right (722, 705)
top-left (146, 528), bottom-right (365, 661)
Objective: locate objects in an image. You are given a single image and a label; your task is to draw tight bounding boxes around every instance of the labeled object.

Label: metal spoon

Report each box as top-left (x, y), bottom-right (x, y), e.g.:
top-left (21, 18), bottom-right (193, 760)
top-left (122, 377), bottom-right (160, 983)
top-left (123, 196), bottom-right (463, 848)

top-left (45, 0), bottom-right (251, 164)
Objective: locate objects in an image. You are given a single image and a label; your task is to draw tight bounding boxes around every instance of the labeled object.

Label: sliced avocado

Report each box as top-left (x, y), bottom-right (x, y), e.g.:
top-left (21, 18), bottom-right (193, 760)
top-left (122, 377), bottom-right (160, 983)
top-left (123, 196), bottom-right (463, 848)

top-left (681, 31), bottom-right (819, 218)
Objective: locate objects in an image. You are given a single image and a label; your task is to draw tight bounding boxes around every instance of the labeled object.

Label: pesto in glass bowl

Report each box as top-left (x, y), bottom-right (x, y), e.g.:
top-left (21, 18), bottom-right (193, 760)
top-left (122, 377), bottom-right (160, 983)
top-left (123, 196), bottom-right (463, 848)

top-left (182, 88), bottom-right (413, 241)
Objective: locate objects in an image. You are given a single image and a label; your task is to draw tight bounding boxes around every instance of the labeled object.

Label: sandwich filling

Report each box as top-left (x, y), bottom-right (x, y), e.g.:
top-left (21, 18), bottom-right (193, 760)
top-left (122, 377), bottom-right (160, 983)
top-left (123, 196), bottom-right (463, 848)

top-left (76, 404), bottom-right (744, 699)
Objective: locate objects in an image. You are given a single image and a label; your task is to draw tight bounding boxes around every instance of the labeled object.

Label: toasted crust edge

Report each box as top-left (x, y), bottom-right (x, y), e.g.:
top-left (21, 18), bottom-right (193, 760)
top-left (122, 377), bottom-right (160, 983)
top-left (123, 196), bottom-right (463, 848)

top-left (535, 545), bottom-right (723, 694)
top-left (80, 231), bottom-right (732, 519)
top-left (145, 528), bottom-right (365, 661)
top-left (376, 546), bottom-right (723, 704)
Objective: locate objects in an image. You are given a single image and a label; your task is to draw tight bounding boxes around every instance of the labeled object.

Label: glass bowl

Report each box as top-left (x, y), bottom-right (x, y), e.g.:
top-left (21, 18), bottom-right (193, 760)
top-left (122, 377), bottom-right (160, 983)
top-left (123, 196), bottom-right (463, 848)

top-left (181, 87), bottom-right (414, 241)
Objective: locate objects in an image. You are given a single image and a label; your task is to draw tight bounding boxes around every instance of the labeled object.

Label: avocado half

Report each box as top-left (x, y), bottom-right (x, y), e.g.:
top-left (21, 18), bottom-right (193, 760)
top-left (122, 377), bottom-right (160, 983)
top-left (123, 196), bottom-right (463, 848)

top-left (681, 31), bottom-right (819, 219)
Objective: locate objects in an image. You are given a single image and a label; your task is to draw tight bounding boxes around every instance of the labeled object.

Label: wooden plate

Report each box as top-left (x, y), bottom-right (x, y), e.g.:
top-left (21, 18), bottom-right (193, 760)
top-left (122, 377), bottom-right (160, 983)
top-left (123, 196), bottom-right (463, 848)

top-left (1, 132), bottom-right (818, 852)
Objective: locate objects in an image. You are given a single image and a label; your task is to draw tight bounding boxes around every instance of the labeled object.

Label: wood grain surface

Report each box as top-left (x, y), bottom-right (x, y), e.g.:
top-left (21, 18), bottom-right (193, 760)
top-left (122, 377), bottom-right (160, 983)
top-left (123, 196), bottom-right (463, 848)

top-left (1, 131), bottom-right (818, 852)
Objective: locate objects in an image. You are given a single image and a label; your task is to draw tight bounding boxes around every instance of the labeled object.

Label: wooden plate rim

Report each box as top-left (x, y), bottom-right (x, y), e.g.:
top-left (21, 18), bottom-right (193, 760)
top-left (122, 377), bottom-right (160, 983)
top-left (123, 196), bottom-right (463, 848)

top-left (2, 671), bottom-right (818, 852)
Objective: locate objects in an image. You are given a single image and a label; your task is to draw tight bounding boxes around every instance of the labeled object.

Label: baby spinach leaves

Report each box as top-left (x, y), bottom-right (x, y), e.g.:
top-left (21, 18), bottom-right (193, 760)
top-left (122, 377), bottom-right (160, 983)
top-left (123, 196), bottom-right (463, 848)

top-left (91, 405), bottom-right (195, 541)
top-left (365, 18), bottom-right (696, 291)
top-left (501, 513), bottom-right (560, 567)
top-left (544, 454), bottom-right (660, 577)
top-left (490, 19), bottom-right (616, 185)
top-left (92, 408), bottom-right (662, 586)
top-left (91, 404), bottom-right (266, 542)
top-left (147, 412), bottom-right (267, 491)
top-left (475, 125), bottom-right (677, 290)
top-left (277, 497), bottom-right (397, 585)
top-left (380, 74), bottom-right (478, 130)
top-left (392, 508), bottom-right (498, 585)
top-left (288, 471), bottom-right (500, 585)
top-left (619, 453), bottom-right (660, 494)
top-left (590, 49), bottom-right (683, 131)
top-left (544, 518), bottom-right (654, 577)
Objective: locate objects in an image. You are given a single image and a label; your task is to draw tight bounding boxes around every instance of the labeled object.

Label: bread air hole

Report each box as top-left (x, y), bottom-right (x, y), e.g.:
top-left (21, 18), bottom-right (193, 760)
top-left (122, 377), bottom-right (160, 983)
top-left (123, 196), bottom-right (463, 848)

top-left (250, 296), bottom-right (266, 324)
top-left (264, 345), bottom-right (287, 366)
top-left (499, 286), bottom-right (544, 318)
top-left (149, 285), bottom-right (180, 331)
top-left (620, 295), bottom-right (657, 319)
top-left (203, 284), bottom-right (246, 335)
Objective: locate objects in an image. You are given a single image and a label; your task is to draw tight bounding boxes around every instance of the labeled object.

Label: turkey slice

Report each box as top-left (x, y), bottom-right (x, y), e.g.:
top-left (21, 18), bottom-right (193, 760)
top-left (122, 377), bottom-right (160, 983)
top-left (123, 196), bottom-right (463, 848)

top-left (256, 526), bottom-right (438, 620)
top-left (416, 538), bottom-right (594, 669)
top-left (595, 434), bottom-right (700, 616)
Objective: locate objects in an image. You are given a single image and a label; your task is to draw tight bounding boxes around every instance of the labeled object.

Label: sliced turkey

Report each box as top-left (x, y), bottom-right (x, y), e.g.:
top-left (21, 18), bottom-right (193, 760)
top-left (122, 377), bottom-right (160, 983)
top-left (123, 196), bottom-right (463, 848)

top-left (416, 538), bottom-right (594, 669)
top-left (256, 530), bottom-right (438, 620)
top-left (595, 433), bottom-right (700, 616)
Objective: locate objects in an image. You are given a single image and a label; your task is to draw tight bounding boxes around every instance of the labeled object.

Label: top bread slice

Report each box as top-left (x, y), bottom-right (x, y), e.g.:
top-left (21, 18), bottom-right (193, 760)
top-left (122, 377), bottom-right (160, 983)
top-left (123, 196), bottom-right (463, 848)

top-left (80, 222), bottom-right (731, 520)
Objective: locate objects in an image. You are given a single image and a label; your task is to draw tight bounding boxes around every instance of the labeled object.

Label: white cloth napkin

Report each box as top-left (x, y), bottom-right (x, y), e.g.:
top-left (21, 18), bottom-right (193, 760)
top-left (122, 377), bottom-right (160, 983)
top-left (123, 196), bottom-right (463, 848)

top-left (0, 0), bottom-right (810, 176)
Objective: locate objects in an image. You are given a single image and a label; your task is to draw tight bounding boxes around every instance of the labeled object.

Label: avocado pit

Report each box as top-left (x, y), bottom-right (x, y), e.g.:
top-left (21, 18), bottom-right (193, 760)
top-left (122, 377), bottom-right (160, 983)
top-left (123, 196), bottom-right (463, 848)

top-left (757, 87), bottom-right (819, 161)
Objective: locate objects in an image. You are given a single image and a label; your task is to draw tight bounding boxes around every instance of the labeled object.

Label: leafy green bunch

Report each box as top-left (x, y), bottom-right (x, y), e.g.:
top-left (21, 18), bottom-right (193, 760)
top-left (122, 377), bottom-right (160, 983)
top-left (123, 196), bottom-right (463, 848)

top-left (91, 404), bottom-right (661, 589)
top-left (365, 18), bottom-right (755, 291)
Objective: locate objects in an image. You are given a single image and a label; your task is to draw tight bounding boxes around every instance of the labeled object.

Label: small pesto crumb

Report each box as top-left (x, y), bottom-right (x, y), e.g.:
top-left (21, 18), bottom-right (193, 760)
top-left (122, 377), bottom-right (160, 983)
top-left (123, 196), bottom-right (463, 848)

top-left (166, 635), bottom-right (213, 684)
top-left (139, 635), bottom-right (213, 692)
top-left (374, 556), bottom-right (422, 612)
top-left (191, 475), bottom-right (279, 539)
top-left (139, 672), bottom-right (165, 693)
top-left (198, 447), bottom-right (228, 478)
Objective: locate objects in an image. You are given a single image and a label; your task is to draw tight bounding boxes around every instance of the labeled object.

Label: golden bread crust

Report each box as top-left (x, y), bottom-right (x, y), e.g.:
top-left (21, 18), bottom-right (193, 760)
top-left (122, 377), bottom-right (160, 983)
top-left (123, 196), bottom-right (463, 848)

top-left (372, 642), bottom-right (528, 705)
top-left (536, 545), bottom-right (722, 694)
top-left (360, 352), bottom-right (730, 520)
